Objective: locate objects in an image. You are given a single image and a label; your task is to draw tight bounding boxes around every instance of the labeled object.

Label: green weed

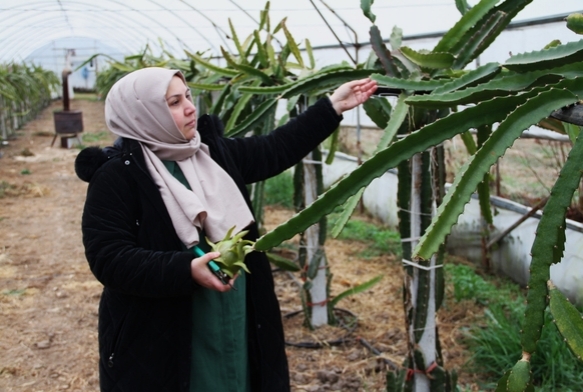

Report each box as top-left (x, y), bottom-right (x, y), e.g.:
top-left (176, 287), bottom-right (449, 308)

top-left (82, 131), bottom-right (111, 144)
top-left (73, 93), bottom-right (100, 101)
top-left (444, 263), bottom-right (520, 305)
top-left (2, 288), bottom-right (27, 297)
top-left (264, 170), bottom-right (294, 208)
top-left (329, 216), bottom-right (401, 258)
top-left (264, 172), bottom-right (401, 258)
top-left (0, 181), bottom-right (13, 198)
top-left (453, 265), bottom-right (583, 391)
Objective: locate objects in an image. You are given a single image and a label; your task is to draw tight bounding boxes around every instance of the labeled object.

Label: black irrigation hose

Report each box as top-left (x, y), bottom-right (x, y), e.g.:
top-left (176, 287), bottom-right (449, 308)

top-left (283, 308), bottom-right (358, 348)
top-left (358, 337), bottom-right (399, 371)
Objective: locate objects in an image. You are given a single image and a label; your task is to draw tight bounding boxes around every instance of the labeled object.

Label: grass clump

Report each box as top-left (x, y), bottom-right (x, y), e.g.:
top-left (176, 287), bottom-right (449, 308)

top-left (82, 131), bottom-right (111, 144)
top-left (264, 170), bottom-right (294, 209)
top-left (263, 171), bottom-right (401, 258)
top-left (329, 215), bottom-right (401, 258)
top-left (0, 181), bottom-right (15, 198)
top-left (446, 263), bottom-right (583, 391)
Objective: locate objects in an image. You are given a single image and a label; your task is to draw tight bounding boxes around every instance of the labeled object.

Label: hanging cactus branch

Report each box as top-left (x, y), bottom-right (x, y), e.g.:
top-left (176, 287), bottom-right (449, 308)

top-left (548, 280), bottom-right (583, 360)
top-left (414, 86), bottom-right (581, 261)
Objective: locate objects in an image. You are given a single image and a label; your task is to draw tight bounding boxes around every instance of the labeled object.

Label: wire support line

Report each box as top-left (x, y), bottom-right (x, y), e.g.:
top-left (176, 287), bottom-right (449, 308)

top-left (228, 0), bottom-right (259, 24)
top-left (401, 259), bottom-right (443, 271)
top-left (297, 245), bottom-right (325, 250)
top-left (400, 237), bottom-right (422, 243)
top-left (56, 0), bottom-right (73, 33)
top-left (301, 159), bottom-right (323, 165)
top-left (178, 0), bottom-right (232, 53)
top-left (309, 0), bottom-right (357, 65)
top-left (398, 208), bottom-right (433, 217)
top-left (410, 323), bottom-right (438, 333)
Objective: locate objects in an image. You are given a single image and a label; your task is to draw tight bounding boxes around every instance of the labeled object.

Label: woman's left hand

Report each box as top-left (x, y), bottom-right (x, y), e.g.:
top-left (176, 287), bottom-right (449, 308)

top-left (190, 252), bottom-right (236, 292)
top-left (329, 78), bottom-right (378, 115)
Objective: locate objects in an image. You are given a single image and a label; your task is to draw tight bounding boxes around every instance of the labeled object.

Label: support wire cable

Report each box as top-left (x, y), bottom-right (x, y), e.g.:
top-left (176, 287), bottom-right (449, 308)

top-left (308, 0), bottom-right (357, 65)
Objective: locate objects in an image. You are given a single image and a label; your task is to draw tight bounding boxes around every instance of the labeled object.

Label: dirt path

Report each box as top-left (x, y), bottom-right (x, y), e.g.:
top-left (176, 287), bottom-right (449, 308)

top-left (0, 99), bottom-right (109, 391)
top-left (0, 98), bottom-right (480, 392)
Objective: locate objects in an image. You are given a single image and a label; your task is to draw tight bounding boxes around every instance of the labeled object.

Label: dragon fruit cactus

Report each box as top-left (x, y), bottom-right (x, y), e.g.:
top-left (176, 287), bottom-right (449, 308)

top-left (206, 226), bottom-right (255, 278)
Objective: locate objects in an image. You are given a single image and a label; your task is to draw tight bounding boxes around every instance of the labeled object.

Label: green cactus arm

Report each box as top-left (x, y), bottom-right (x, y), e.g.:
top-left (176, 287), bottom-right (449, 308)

top-left (504, 38), bottom-right (583, 72)
top-left (432, 62), bottom-right (501, 95)
top-left (210, 84), bottom-right (233, 116)
top-left (520, 128), bottom-right (583, 353)
top-left (236, 64), bottom-right (357, 94)
top-left (428, 365), bottom-right (447, 392)
top-left (433, 0), bottom-right (500, 53)
top-left (495, 370), bottom-right (511, 392)
top-left (228, 18), bottom-right (247, 62)
top-left (452, 10), bottom-right (507, 69)
top-left (406, 62), bottom-right (583, 108)
top-left (390, 26), bottom-right (403, 51)
top-left (455, 0), bottom-right (472, 15)
top-left (548, 280), bottom-right (583, 360)
top-left (448, 0), bottom-right (532, 56)
top-left (238, 84), bottom-right (292, 94)
top-left (376, 94), bottom-right (410, 153)
top-left (266, 252), bottom-right (301, 272)
top-left (186, 82), bottom-right (227, 91)
top-left (329, 275), bottom-right (383, 308)
top-left (369, 25), bottom-right (401, 77)
top-left (329, 188), bottom-right (365, 239)
top-left (281, 69), bottom-right (377, 99)
top-left (413, 88), bottom-right (579, 261)
top-left (476, 125), bottom-right (494, 225)
top-left (362, 96), bottom-right (392, 129)
top-left (224, 91), bottom-right (255, 132)
top-left (253, 30), bottom-right (269, 69)
top-left (184, 50), bottom-right (239, 77)
top-left (360, 0), bottom-right (376, 24)
top-left (399, 47), bottom-right (454, 69)
top-left (371, 74), bottom-right (444, 92)
top-left (305, 39), bottom-right (315, 69)
top-left (230, 62), bottom-right (274, 86)
top-left (330, 94), bottom-right (409, 238)
top-left (413, 265), bottom-right (431, 342)
top-left (258, 2), bottom-right (269, 31)
top-left (281, 19), bottom-right (304, 69)
top-left (220, 46), bottom-right (241, 70)
top-left (253, 92), bottom-right (537, 251)
top-left (567, 13), bottom-right (583, 35)
top-left (306, 249), bottom-right (324, 280)
top-left (506, 359), bottom-right (533, 392)
top-left (224, 98), bottom-right (278, 137)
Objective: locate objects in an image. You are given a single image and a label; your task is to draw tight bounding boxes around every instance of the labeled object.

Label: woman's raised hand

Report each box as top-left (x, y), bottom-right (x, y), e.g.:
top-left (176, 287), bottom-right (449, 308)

top-left (329, 78), bottom-right (378, 115)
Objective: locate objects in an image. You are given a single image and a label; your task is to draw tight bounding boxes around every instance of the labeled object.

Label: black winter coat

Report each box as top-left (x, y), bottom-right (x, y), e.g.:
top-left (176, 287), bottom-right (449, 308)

top-left (75, 97), bottom-right (342, 392)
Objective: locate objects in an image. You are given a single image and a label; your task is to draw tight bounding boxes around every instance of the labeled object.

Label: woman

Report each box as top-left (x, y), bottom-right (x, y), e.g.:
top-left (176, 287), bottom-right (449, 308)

top-left (75, 67), bottom-right (377, 392)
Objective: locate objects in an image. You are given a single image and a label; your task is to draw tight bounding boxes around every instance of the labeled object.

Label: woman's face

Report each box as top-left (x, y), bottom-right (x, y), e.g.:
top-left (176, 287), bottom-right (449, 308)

top-left (166, 75), bottom-right (197, 140)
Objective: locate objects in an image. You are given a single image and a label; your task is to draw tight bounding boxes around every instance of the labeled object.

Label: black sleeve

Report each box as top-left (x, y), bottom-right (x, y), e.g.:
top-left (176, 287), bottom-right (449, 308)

top-left (222, 97), bottom-right (342, 184)
top-left (81, 163), bottom-right (195, 298)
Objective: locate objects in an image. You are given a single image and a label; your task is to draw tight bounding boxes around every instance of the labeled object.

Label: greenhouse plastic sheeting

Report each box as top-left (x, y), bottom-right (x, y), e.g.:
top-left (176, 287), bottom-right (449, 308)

top-left (1, 0), bottom-right (581, 68)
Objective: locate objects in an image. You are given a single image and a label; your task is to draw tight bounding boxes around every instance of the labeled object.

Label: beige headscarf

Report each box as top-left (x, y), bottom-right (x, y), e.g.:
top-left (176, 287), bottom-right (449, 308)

top-left (105, 67), bottom-right (254, 248)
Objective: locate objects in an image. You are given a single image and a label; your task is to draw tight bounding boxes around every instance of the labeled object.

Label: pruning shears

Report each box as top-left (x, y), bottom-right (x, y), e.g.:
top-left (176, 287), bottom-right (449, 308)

top-left (193, 246), bottom-right (235, 289)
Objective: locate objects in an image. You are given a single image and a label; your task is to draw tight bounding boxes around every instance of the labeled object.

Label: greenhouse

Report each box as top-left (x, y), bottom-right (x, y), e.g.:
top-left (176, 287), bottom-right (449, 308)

top-left (2, 1), bottom-right (583, 391)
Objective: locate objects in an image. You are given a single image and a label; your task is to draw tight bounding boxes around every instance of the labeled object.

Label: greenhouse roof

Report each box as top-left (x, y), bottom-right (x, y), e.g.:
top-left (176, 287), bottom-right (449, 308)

top-left (1, 0), bottom-right (582, 68)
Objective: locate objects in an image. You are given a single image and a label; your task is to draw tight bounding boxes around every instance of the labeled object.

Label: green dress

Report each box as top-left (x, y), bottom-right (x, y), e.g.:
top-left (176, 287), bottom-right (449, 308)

top-left (162, 161), bottom-right (250, 392)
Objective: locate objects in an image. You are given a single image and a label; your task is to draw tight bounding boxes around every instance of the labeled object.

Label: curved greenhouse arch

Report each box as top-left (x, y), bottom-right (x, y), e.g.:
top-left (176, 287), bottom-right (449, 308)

top-left (0, 0), bottom-right (222, 62)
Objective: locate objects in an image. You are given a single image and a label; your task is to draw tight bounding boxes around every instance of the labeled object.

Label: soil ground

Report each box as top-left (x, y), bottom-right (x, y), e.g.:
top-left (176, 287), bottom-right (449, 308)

top-left (0, 97), bottom-right (507, 391)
